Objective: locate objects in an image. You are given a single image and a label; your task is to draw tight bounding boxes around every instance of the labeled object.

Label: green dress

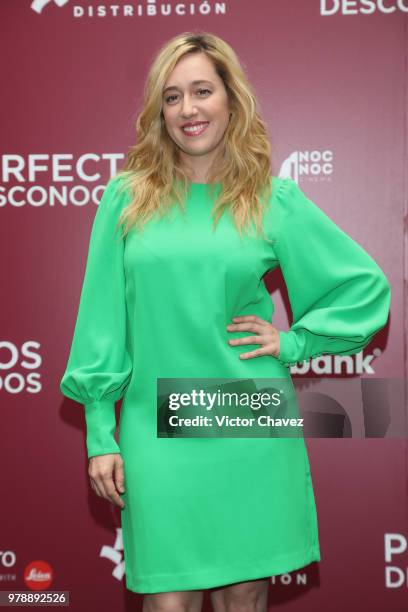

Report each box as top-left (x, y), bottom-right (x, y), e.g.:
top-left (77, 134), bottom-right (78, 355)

top-left (60, 175), bottom-right (391, 593)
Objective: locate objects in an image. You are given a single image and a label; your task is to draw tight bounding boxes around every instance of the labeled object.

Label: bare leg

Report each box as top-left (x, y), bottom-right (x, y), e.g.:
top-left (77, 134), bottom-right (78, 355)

top-left (210, 577), bottom-right (269, 612)
top-left (143, 589), bottom-right (204, 612)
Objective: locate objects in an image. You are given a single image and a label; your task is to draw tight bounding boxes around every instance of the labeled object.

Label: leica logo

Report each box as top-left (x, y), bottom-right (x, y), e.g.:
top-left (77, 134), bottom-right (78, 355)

top-left (24, 561), bottom-right (54, 590)
top-left (31, 0), bottom-right (69, 14)
top-left (25, 568), bottom-right (52, 581)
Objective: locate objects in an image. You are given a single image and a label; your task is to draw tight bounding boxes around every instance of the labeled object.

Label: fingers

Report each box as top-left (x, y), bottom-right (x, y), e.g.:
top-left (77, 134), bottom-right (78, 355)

top-left (114, 457), bottom-right (126, 495)
top-left (229, 335), bottom-right (279, 359)
top-left (227, 316), bottom-right (276, 336)
top-left (227, 320), bottom-right (264, 335)
top-left (88, 454), bottom-right (125, 509)
top-left (227, 315), bottom-right (280, 359)
top-left (230, 315), bottom-right (271, 327)
top-left (228, 335), bottom-right (269, 346)
top-left (101, 476), bottom-right (125, 509)
top-left (90, 478), bottom-right (101, 497)
top-left (239, 346), bottom-right (271, 359)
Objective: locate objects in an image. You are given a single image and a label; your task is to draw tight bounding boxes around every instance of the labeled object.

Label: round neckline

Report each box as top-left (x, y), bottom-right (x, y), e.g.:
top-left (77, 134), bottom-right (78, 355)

top-left (189, 182), bottom-right (221, 187)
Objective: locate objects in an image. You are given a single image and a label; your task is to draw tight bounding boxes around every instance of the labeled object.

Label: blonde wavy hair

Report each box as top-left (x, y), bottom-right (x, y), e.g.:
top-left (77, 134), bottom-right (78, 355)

top-left (115, 31), bottom-right (274, 240)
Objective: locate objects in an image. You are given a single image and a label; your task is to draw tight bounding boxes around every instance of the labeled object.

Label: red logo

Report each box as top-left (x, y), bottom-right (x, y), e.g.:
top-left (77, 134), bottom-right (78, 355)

top-left (24, 560), bottom-right (53, 590)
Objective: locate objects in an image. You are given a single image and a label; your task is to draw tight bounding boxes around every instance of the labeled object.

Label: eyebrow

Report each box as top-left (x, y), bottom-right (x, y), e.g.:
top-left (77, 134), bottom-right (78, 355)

top-left (162, 80), bottom-right (214, 95)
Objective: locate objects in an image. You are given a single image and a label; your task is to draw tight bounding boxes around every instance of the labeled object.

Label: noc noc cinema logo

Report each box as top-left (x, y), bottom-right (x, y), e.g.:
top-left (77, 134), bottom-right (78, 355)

top-left (31, 0), bottom-right (69, 13)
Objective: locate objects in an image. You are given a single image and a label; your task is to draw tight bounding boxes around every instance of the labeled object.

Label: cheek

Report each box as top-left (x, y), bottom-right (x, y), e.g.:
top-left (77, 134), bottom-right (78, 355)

top-left (212, 111), bottom-right (230, 133)
top-left (163, 110), bottom-right (177, 131)
top-left (211, 99), bottom-right (230, 123)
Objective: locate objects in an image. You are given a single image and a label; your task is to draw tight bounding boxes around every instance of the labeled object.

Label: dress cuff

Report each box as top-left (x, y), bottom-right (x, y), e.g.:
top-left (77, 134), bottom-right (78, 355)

top-left (84, 399), bottom-right (121, 459)
top-left (277, 330), bottom-right (300, 366)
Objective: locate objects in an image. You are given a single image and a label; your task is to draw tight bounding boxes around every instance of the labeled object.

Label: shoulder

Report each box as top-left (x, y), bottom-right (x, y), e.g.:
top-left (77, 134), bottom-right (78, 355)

top-left (103, 173), bottom-right (130, 199)
top-left (98, 174), bottom-right (132, 215)
top-left (269, 176), bottom-right (325, 220)
top-left (270, 176), bottom-right (305, 202)
top-left (268, 176), bottom-right (310, 221)
top-left (271, 175), bottom-right (289, 193)
top-left (264, 176), bottom-right (330, 244)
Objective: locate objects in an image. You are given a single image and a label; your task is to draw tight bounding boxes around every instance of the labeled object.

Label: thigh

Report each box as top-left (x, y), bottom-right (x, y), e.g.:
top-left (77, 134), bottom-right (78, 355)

top-left (209, 577), bottom-right (269, 612)
top-left (143, 589), bottom-right (204, 612)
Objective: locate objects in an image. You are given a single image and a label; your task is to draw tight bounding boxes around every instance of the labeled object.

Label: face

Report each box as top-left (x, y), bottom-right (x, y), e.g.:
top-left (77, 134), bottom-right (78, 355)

top-left (162, 52), bottom-right (231, 176)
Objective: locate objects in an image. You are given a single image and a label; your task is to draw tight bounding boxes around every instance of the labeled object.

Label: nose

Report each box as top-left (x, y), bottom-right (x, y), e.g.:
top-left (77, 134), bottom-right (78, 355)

top-left (180, 94), bottom-right (198, 118)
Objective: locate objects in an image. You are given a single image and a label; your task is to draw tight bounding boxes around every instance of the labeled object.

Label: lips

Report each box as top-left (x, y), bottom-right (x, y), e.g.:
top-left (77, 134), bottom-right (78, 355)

top-left (181, 122), bottom-right (210, 137)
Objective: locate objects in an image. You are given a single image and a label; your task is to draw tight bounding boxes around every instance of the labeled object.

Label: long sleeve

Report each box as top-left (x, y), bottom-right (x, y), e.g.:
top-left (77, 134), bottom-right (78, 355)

top-left (272, 178), bottom-right (391, 367)
top-left (60, 176), bottom-right (133, 458)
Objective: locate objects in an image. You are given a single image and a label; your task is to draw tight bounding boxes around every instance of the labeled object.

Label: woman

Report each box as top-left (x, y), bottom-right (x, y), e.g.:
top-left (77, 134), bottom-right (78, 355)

top-left (60, 32), bottom-right (391, 612)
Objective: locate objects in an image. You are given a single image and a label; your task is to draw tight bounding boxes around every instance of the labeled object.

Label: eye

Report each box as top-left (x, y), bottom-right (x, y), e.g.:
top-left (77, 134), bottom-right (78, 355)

top-left (164, 88), bottom-right (212, 104)
top-left (165, 93), bottom-right (178, 104)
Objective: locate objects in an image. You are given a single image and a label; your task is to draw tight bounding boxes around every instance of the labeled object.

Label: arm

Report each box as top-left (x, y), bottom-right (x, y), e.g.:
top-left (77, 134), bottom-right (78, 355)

top-left (272, 178), bottom-right (391, 367)
top-left (60, 176), bottom-right (133, 458)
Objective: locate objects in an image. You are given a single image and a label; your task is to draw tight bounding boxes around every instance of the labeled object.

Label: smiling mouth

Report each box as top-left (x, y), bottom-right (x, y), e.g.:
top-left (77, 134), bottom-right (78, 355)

top-left (181, 122), bottom-right (209, 137)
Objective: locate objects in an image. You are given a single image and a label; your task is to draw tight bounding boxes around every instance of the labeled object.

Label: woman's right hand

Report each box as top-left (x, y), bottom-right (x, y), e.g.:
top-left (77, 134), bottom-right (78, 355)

top-left (88, 453), bottom-right (125, 509)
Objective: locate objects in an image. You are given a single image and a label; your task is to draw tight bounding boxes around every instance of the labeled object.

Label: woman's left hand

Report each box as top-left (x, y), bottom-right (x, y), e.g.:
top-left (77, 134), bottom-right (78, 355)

top-left (226, 315), bottom-right (281, 360)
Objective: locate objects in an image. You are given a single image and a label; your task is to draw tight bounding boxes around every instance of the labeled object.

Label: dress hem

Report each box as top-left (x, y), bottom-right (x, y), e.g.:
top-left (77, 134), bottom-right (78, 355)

top-left (124, 546), bottom-right (321, 594)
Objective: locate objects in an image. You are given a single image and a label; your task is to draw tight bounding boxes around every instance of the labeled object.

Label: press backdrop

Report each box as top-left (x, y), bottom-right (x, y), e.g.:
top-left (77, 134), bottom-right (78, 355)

top-left (1, 1), bottom-right (407, 611)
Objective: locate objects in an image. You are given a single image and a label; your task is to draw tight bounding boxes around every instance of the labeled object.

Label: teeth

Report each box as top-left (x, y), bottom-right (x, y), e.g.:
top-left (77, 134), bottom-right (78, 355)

top-left (183, 123), bottom-right (208, 133)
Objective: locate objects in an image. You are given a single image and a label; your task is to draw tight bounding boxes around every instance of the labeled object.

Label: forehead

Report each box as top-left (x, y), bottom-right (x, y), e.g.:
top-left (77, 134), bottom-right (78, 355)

top-left (163, 53), bottom-right (219, 90)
